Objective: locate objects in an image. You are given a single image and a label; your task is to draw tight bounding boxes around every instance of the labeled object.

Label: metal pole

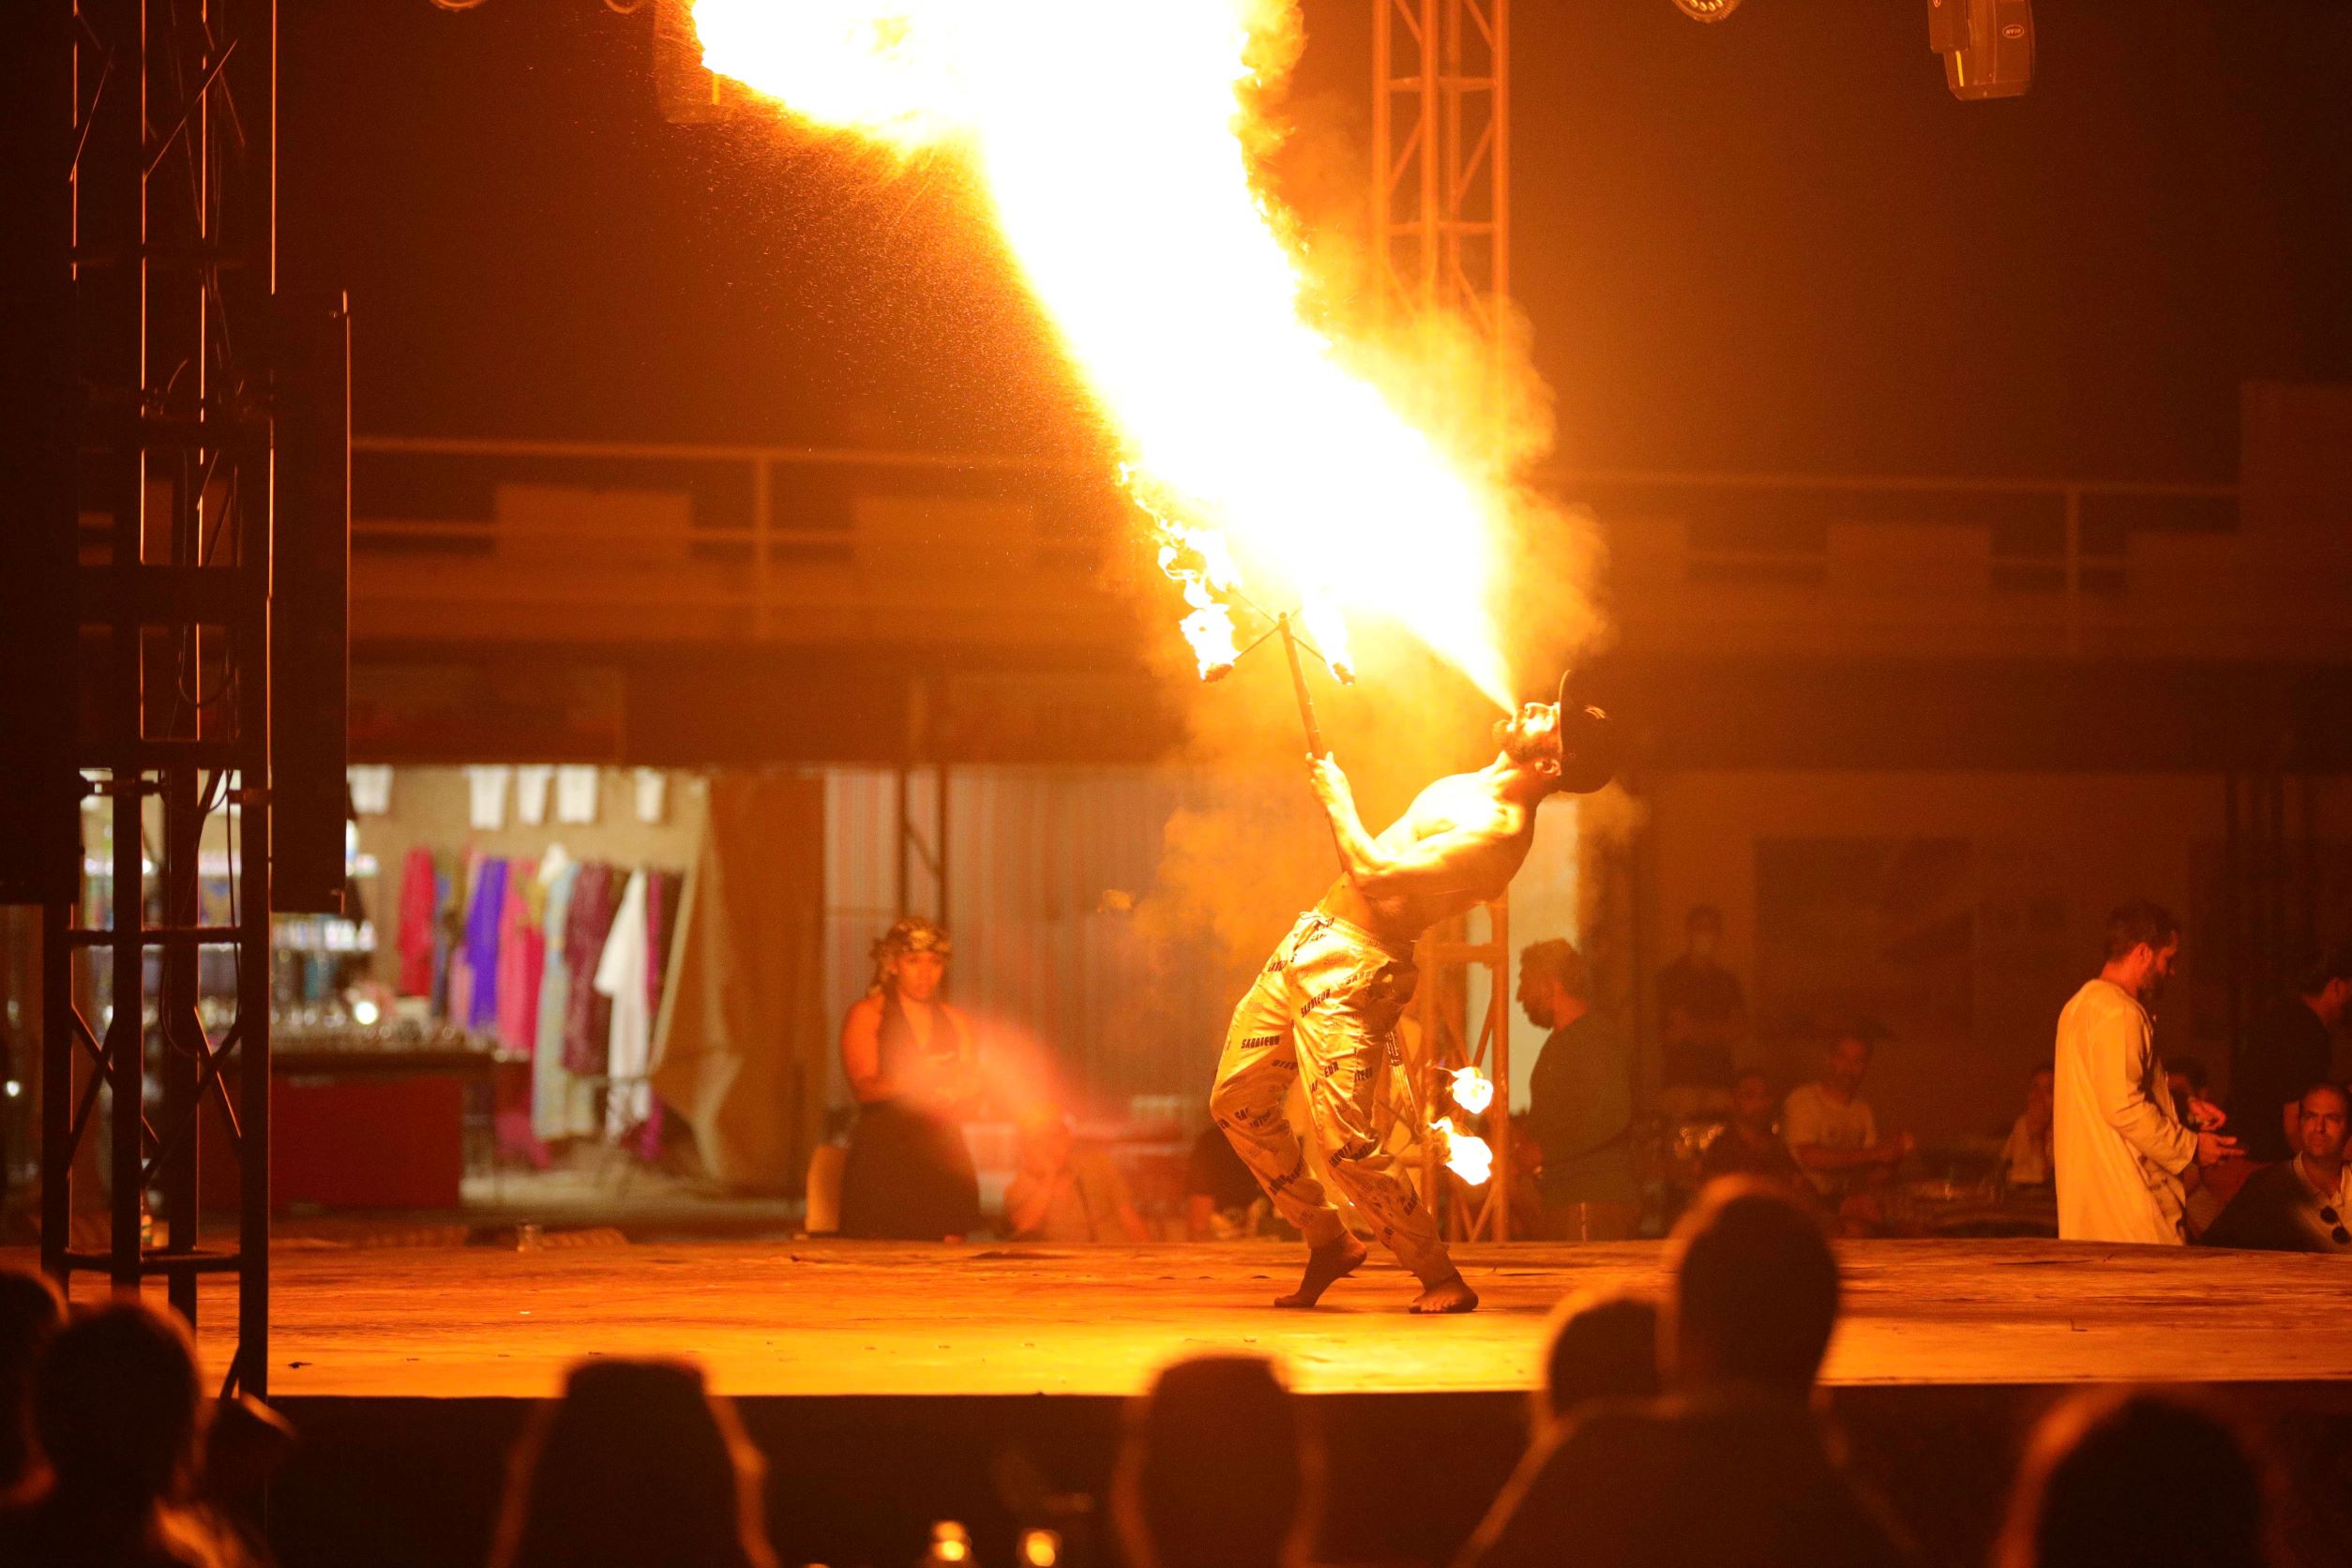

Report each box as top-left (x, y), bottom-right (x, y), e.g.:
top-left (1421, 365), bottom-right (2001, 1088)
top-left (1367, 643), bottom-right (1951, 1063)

top-left (159, 768), bottom-right (200, 1321)
top-left (1488, 896), bottom-right (1509, 1241)
top-left (109, 771), bottom-right (143, 1297)
top-left (39, 902), bottom-right (72, 1285)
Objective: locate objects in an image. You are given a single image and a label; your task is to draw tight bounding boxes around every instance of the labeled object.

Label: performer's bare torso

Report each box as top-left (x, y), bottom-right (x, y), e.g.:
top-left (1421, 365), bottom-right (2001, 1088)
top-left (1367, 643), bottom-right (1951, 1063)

top-left (1315, 766), bottom-right (1536, 947)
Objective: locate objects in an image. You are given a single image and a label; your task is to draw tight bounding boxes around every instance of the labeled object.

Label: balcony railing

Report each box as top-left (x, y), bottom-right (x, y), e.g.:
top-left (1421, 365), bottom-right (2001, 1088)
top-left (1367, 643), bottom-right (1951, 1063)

top-left (351, 435), bottom-right (2350, 662)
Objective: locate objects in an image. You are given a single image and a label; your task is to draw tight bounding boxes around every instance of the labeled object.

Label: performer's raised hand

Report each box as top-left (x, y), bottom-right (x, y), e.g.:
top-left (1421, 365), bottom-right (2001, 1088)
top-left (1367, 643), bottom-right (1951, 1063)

top-left (2194, 1126), bottom-right (2240, 1167)
top-left (1306, 754), bottom-right (1352, 812)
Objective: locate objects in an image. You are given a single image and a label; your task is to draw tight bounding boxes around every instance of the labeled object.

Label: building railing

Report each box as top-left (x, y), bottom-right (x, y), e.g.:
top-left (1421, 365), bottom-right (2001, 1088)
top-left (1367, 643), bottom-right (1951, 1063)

top-left (353, 435), bottom-right (2352, 661)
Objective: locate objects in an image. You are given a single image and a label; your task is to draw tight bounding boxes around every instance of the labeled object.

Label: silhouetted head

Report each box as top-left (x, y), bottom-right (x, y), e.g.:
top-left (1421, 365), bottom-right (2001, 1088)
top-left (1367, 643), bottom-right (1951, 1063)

top-left (0, 1266), bottom-right (66, 1494)
top-left (1666, 1180), bottom-right (1840, 1398)
top-left (1115, 1355), bottom-right (1319, 1568)
top-left (1018, 1101), bottom-right (1076, 1172)
top-left (1998, 1390), bottom-right (2269, 1568)
top-left (2102, 898), bottom-right (2180, 1003)
top-left (2293, 943), bottom-right (2352, 1027)
top-left (1731, 1070), bottom-right (1780, 1135)
top-left (2024, 1064), bottom-right (2056, 1124)
top-left (493, 1359), bottom-right (775, 1568)
top-left (1824, 1034), bottom-right (1874, 1098)
top-left (33, 1301), bottom-right (204, 1508)
top-left (1538, 1291), bottom-right (1661, 1431)
top-left (1515, 939), bottom-right (1589, 1031)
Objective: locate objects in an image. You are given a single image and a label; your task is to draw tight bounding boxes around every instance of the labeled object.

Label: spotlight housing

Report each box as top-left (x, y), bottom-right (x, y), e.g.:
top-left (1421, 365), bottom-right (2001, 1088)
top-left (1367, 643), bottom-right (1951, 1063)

top-left (1671, 0), bottom-right (1743, 19)
top-left (1932, 0), bottom-right (2034, 100)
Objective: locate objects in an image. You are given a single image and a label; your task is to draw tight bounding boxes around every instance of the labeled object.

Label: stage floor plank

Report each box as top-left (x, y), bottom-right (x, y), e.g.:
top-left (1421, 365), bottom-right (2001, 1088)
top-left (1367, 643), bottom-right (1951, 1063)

top-left (17, 1239), bottom-right (2352, 1399)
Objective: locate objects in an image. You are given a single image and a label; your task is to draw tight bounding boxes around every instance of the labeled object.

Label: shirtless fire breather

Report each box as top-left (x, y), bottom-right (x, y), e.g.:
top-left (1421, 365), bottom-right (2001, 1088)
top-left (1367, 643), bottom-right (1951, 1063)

top-left (1210, 677), bottom-right (1618, 1314)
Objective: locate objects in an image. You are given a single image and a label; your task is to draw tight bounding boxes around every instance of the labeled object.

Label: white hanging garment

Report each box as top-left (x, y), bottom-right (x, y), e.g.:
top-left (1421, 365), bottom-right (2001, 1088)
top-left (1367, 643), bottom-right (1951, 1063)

top-left (595, 868), bottom-right (653, 1138)
top-left (515, 764), bottom-right (555, 826)
top-left (555, 765), bottom-right (600, 825)
top-left (347, 765), bottom-right (394, 816)
top-left (465, 765), bottom-right (512, 831)
top-left (634, 768), bottom-right (668, 824)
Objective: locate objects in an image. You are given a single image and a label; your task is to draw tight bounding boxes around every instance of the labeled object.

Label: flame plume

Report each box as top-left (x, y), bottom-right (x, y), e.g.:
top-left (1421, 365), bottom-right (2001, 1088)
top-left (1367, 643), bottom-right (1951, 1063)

top-left (1431, 1116), bottom-right (1494, 1187)
top-left (691, 0), bottom-right (1515, 708)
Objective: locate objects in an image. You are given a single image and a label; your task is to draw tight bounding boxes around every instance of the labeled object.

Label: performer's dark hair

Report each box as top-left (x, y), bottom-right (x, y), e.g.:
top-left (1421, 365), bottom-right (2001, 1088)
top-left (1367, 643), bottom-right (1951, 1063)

top-left (1667, 1180), bottom-right (1839, 1397)
top-left (2103, 897), bottom-right (2179, 961)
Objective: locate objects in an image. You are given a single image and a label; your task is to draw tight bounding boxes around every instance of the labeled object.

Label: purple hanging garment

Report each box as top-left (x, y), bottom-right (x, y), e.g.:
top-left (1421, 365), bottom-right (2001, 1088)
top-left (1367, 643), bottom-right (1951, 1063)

top-left (463, 858), bottom-right (510, 1033)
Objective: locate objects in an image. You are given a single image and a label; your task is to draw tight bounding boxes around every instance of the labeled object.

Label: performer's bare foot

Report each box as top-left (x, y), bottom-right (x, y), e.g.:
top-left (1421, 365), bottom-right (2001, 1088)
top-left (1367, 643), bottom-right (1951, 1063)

top-left (1274, 1233), bottom-right (1367, 1308)
top-left (1410, 1272), bottom-right (1479, 1315)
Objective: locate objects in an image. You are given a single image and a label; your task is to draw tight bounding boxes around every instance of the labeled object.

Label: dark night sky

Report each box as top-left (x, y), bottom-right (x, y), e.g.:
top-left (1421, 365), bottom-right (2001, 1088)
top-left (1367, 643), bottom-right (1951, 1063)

top-left (282, 0), bottom-right (2352, 484)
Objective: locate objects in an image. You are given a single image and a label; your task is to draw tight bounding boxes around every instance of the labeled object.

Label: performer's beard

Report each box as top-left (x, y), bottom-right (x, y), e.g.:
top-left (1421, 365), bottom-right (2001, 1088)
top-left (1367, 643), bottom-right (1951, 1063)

top-left (1493, 712), bottom-right (1557, 768)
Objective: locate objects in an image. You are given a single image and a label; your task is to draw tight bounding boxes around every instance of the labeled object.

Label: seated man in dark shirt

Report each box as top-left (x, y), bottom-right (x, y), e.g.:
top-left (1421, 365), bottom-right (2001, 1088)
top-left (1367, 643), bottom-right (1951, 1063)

top-left (1698, 1070), bottom-right (1814, 1206)
top-left (1455, 1181), bottom-right (1911, 1568)
top-left (2231, 947), bottom-right (2352, 1165)
top-left (2201, 1081), bottom-right (2352, 1254)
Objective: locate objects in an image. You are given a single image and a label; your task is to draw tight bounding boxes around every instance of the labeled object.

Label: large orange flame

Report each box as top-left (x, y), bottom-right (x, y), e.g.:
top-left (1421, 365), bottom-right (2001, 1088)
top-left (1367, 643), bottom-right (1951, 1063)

top-left (691, 0), bottom-right (1517, 707)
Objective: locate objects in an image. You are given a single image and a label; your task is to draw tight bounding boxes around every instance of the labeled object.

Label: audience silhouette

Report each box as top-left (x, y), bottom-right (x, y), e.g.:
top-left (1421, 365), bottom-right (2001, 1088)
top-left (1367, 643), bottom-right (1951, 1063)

top-left (0, 1298), bottom-right (250, 1567)
top-left (1998, 1389), bottom-right (2271, 1568)
top-left (1115, 1355), bottom-right (1320, 1568)
top-left (0, 1264), bottom-right (66, 1507)
top-left (1535, 1289), bottom-right (1661, 1435)
top-left (490, 1358), bottom-right (777, 1568)
top-left (1455, 1178), bottom-right (1911, 1568)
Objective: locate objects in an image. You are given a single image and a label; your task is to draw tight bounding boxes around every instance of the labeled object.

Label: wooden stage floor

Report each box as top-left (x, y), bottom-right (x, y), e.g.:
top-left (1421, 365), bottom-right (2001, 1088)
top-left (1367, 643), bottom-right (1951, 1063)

top-left (22, 1237), bottom-right (2352, 1399)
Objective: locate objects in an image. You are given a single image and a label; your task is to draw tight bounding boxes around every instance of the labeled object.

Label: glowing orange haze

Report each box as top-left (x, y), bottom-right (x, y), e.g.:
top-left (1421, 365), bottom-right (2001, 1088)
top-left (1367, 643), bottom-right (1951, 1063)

top-left (691, 0), bottom-right (1518, 709)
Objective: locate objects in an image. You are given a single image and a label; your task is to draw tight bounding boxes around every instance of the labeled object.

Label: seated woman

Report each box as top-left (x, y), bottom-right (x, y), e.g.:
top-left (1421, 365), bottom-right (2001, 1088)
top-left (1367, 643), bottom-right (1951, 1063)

top-left (837, 917), bottom-right (984, 1241)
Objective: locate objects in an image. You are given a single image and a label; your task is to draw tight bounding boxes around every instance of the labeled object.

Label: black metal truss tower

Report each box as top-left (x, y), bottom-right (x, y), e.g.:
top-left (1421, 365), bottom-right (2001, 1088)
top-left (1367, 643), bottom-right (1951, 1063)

top-left (38, 0), bottom-right (289, 1396)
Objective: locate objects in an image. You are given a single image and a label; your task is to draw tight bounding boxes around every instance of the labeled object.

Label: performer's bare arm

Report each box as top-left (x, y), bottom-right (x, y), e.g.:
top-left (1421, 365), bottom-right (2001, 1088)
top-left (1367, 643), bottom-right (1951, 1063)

top-left (1307, 757), bottom-right (1515, 899)
top-left (838, 997), bottom-right (889, 1102)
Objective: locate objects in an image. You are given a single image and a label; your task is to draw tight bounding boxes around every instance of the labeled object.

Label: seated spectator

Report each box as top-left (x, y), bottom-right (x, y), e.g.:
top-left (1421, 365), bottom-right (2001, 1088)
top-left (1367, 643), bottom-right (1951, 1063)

top-left (1456, 1180), bottom-right (1911, 1568)
top-left (1533, 1290), bottom-right (1660, 1438)
top-left (2200, 1082), bottom-right (2352, 1254)
top-left (1113, 1355), bottom-right (1319, 1568)
top-left (1996, 1389), bottom-right (2269, 1568)
top-left (1783, 1034), bottom-right (1912, 1203)
top-left (0, 1300), bottom-right (250, 1568)
top-left (0, 1266), bottom-right (65, 1507)
top-left (490, 1359), bottom-right (776, 1568)
top-left (1518, 938), bottom-right (1639, 1240)
top-left (2231, 947), bottom-right (2352, 1165)
top-left (1998, 1064), bottom-right (2057, 1188)
top-left (1185, 1122), bottom-right (1267, 1240)
top-left (1006, 1103), bottom-right (1152, 1243)
top-left (1698, 1071), bottom-right (1813, 1204)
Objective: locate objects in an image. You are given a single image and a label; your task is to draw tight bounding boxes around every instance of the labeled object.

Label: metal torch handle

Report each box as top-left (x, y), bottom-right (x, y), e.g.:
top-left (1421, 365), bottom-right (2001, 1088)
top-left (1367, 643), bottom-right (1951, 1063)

top-left (1278, 614), bottom-right (1328, 759)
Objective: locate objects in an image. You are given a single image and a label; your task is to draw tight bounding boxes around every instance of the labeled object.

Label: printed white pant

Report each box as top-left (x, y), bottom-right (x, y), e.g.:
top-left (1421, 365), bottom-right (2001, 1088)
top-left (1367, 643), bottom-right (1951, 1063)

top-left (1210, 912), bottom-right (1451, 1282)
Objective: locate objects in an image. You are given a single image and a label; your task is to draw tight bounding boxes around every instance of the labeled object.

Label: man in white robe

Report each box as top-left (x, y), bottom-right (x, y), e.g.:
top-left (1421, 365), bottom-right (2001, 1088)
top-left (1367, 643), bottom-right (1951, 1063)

top-left (2055, 898), bottom-right (2238, 1244)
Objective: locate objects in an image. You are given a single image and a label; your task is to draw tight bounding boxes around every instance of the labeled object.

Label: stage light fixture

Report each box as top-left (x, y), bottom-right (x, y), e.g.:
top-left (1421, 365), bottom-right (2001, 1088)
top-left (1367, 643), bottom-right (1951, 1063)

top-left (1671, 0), bottom-right (1744, 20)
top-left (1931, 0), bottom-right (2034, 100)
